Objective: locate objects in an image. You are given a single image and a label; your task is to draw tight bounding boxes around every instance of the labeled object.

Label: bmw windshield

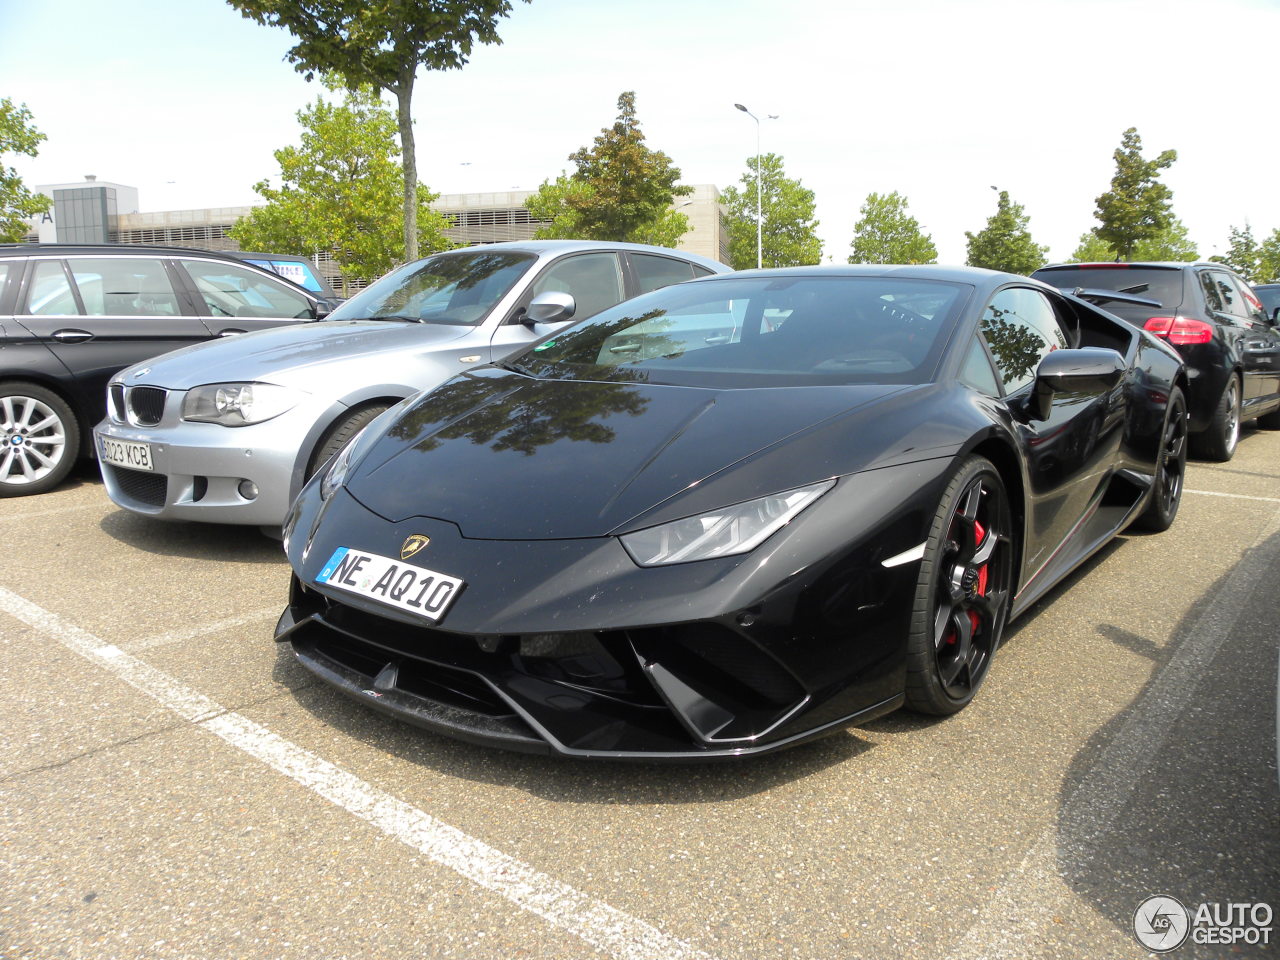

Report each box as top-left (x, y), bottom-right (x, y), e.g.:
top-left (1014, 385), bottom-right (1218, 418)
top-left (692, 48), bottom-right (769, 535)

top-left (329, 251), bottom-right (535, 325)
top-left (516, 275), bottom-right (968, 388)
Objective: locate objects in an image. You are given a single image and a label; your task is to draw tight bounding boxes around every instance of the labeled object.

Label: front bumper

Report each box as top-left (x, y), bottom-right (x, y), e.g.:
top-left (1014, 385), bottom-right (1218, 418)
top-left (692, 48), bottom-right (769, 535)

top-left (95, 396), bottom-right (338, 527)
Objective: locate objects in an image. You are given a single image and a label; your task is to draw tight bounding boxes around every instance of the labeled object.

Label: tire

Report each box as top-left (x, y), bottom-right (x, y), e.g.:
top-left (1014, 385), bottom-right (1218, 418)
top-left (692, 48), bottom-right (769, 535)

top-left (1133, 387), bottom-right (1187, 533)
top-left (905, 456), bottom-right (1014, 715)
top-left (1190, 375), bottom-right (1240, 462)
top-left (0, 381), bottom-right (80, 497)
top-left (305, 403), bottom-right (390, 479)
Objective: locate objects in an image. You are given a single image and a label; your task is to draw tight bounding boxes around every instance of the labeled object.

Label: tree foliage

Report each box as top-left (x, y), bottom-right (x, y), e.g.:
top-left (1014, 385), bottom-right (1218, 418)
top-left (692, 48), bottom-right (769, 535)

top-left (227, 0), bottom-right (527, 260)
top-left (527, 91), bottom-right (691, 248)
top-left (1131, 217), bottom-right (1197, 262)
top-left (229, 88), bottom-right (451, 293)
top-left (1091, 127), bottom-right (1178, 260)
top-left (0, 98), bottom-right (51, 242)
top-left (720, 153), bottom-right (821, 269)
top-left (1069, 231), bottom-right (1117, 262)
top-left (1257, 228), bottom-right (1280, 283)
top-left (964, 190), bottom-right (1047, 275)
top-left (1210, 223), bottom-right (1260, 281)
top-left (848, 191), bottom-right (936, 265)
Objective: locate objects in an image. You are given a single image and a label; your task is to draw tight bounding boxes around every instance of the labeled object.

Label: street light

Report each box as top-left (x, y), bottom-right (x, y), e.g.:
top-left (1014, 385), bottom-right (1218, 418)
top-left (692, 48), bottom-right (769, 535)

top-left (734, 103), bottom-right (763, 269)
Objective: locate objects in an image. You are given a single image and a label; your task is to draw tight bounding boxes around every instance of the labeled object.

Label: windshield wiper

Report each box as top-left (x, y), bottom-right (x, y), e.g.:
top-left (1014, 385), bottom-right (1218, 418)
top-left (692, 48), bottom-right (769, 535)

top-left (368, 313), bottom-right (425, 323)
top-left (493, 359), bottom-right (534, 376)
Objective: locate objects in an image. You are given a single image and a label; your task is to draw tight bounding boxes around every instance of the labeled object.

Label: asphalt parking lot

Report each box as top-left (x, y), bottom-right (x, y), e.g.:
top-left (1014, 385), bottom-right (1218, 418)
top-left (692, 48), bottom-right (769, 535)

top-left (2, 428), bottom-right (1278, 960)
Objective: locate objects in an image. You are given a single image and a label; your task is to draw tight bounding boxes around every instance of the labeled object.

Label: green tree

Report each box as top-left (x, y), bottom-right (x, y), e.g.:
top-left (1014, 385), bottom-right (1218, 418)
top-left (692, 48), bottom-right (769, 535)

top-left (1092, 127), bottom-right (1178, 260)
top-left (720, 153), bottom-right (821, 269)
top-left (527, 91), bottom-right (691, 247)
top-left (0, 98), bottom-right (51, 242)
top-left (1069, 231), bottom-right (1117, 262)
top-left (228, 0), bottom-right (527, 261)
top-left (1210, 223), bottom-right (1259, 280)
top-left (848, 191), bottom-right (936, 264)
top-left (964, 190), bottom-right (1047, 275)
top-left (1132, 217), bottom-right (1197, 262)
top-left (1257, 228), bottom-right (1280, 283)
top-left (229, 88), bottom-right (451, 293)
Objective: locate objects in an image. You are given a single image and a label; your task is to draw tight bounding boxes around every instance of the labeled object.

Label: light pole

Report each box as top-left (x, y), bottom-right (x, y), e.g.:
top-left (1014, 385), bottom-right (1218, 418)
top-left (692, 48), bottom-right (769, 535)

top-left (734, 103), bottom-right (763, 269)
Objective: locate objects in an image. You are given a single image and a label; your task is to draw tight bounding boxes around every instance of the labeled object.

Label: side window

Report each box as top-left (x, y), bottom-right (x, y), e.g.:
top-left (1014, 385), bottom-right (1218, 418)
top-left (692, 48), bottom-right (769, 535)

top-left (180, 259), bottom-right (313, 319)
top-left (66, 258), bottom-right (181, 316)
top-left (1199, 270), bottom-right (1224, 313)
top-left (631, 254), bottom-right (695, 295)
top-left (979, 287), bottom-right (1069, 394)
top-left (1210, 270), bottom-right (1249, 321)
top-left (957, 337), bottom-right (1001, 396)
top-left (529, 253), bottom-right (624, 321)
top-left (27, 261), bottom-right (80, 316)
top-left (1227, 275), bottom-right (1267, 323)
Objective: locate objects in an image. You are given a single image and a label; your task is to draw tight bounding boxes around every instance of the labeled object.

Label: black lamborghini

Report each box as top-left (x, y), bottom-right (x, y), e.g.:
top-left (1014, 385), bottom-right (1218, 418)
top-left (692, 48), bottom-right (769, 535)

top-left (277, 265), bottom-right (1187, 759)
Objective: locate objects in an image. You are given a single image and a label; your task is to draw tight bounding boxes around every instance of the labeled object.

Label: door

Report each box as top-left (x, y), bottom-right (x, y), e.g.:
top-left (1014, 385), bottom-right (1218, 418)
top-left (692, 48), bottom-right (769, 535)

top-left (1223, 272), bottom-right (1280, 410)
top-left (980, 287), bottom-right (1124, 583)
top-left (490, 252), bottom-right (626, 360)
top-left (15, 256), bottom-right (212, 420)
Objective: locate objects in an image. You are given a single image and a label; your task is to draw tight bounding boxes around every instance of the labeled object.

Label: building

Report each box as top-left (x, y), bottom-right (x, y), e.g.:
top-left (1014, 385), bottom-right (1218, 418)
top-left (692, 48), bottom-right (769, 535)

top-left (26, 179), bottom-right (730, 290)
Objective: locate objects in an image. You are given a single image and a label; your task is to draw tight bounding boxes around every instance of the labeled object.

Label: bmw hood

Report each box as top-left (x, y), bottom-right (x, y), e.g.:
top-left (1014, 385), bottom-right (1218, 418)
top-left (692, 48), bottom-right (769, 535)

top-left (344, 368), bottom-right (943, 539)
top-left (118, 320), bottom-right (475, 388)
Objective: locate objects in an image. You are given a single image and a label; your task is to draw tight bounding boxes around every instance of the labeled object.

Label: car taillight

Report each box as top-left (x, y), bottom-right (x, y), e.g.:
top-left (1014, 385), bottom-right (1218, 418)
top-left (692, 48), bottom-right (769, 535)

top-left (1143, 316), bottom-right (1213, 345)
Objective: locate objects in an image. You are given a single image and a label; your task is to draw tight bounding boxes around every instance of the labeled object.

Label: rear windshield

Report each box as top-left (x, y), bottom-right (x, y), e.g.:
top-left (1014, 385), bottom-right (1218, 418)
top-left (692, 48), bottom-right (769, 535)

top-left (515, 275), bottom-right (969, 388)
top-left (1032, 265), bottom-right (1184, 321)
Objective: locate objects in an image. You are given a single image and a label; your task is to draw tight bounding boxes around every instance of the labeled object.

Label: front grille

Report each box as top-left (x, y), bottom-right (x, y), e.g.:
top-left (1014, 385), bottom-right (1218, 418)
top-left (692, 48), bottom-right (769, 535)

top-left (106, 464), bottom-right (167, 506)
top-left (127, 386), bottom-right (167, 426)
top-left (108, 383), bottom-right (125, 422)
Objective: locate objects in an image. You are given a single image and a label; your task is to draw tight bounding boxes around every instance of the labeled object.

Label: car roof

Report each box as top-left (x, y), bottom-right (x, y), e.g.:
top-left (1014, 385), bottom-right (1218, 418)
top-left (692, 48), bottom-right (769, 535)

top-left (686, 262), bottom-right (1040, 296)
top-left (1036, 261), bottom-right (1227, 271)
top-left (0, 242), bottom-right (277, 261)
top-left (434, 239), bottom-right (730, 273)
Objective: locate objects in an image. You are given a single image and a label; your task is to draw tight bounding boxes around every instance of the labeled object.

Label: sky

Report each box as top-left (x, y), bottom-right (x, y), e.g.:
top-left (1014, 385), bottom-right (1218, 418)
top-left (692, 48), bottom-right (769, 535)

top-left (2, 0), bottom-right (1277, 264)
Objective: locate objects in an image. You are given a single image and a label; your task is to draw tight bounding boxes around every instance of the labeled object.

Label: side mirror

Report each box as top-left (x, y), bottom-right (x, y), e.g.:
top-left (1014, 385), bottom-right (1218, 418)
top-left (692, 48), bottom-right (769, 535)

top-left (1271, 306), bottom-right (1279, 325)
top-left (524, 291), bottom-right (576, 326)
top-left (313, 299), bottom-right (334, 320)
top-left (1028, 347), bottom-right (1125, 420)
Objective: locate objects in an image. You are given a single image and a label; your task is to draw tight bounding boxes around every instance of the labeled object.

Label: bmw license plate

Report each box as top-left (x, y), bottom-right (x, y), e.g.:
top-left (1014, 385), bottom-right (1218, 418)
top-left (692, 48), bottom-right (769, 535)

top-left (317, 547), bottom-right (464, 622)
top-left (98, 436), bottom-right (154, 472)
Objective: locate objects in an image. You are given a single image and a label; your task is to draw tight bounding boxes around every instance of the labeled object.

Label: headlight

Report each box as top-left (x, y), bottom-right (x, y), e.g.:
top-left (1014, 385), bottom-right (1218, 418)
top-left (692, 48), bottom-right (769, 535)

top-left (181, 382), bottom-right (302, 426)
top-left (320, 424), bottom-right (371, 500)
top-left (620, 480), bottom-right (835, 567)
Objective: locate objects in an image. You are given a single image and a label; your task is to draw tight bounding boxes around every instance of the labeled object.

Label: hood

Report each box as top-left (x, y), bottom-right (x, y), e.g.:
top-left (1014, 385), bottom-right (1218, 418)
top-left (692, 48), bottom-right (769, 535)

top-left (118, 320), bottom-right (474, 388)
top-left (345, 369), bottom-right (921, 539)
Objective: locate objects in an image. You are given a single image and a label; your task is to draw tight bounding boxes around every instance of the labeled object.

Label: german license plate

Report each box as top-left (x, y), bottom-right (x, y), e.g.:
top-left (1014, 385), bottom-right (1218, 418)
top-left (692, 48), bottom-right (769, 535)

top-left (317, 547), bottom-right (464, 622)
top-left (98, 436), bottom-right (154, 472)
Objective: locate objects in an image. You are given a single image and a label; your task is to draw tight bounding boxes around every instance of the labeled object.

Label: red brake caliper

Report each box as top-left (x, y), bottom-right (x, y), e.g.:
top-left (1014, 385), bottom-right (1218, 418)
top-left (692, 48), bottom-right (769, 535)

top-left (968, 520), bottom-right (988, 635)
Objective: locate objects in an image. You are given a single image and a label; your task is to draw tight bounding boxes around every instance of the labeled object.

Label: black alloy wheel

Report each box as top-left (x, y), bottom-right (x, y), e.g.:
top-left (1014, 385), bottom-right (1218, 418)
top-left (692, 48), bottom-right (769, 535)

top-left (1133, 387), bottom-right (1187, 533)
top-left (906, 456), bottom-right (1014, 715)
top-left (1192, 376), bottom-right (1239, 462)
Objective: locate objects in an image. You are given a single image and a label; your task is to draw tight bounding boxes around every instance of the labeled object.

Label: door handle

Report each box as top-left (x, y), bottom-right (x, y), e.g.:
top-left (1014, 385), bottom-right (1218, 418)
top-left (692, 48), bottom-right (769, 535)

top-left (218, 329), bottom-right (248, 337)
top-left (51, 329), bottom-right (93, 343)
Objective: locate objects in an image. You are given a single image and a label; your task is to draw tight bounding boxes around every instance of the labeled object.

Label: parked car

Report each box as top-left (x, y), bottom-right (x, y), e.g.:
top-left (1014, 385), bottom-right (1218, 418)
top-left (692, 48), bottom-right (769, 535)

top-left (95, 240), bottom-right (728, 529)
top-left (1031, 262), bottom-right (1280, 461)
top-left (222, 251), bottom-right (342, 302)
top-left (1255, 282), bottom-right (1280, 322)
top-left (0, 243), bottom-right (334, 496)
top-left (276, 265), bottom-right (1187, 759)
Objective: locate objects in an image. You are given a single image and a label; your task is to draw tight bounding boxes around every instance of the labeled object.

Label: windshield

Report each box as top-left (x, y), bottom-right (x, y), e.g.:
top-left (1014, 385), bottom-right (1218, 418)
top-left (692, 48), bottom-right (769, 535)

top-left (515, 276), bottom-right (969, 388)
top-left (329, 251), bottom-right (535, 325)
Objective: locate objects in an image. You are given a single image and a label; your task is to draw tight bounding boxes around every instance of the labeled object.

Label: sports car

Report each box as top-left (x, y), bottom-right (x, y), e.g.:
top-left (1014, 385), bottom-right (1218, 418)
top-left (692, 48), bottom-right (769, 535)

top-left (277, 265), bottom-right (1187, 759)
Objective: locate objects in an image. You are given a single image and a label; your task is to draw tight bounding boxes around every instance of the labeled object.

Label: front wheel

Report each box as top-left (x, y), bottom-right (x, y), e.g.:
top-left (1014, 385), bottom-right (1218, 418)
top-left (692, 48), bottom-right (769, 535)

top-left (0, 382), bottom-right (80, 497)
top-left (1133, 387), bottom-right (1187, 533)
top-left (905, 456), bottom-right (1014, 715)
top-left (306, 403), bottom-right (391, 479)
top-left (1191, 376), bottom-right (1239, 462)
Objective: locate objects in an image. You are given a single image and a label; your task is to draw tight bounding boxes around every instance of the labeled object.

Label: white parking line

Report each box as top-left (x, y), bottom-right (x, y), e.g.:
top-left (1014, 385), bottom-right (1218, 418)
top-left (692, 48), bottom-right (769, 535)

top-left (0, 587), bottom-right (715, 960)
top-left (129, 606), bottom-right (282, 651)
top-left (949, 503), bottom-right (1280, 959)
top-left (1185, 488), bottom-right (1280, 503)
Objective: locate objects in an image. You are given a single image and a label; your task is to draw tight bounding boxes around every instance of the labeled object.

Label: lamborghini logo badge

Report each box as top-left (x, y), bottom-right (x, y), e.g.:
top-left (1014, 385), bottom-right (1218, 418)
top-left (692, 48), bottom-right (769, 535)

top-left (400, 534), bottom-right (430, 560)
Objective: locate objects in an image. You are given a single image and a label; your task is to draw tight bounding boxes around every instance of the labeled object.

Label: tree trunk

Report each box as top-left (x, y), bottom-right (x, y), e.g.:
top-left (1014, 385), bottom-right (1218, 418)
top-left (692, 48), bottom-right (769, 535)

top-left (395, 71), bottom-right (418, 263)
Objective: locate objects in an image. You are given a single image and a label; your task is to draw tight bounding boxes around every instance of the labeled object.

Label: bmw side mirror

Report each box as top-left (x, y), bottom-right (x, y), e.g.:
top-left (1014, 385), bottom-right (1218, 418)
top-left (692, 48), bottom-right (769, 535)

top-left (1028, 347), bottom-right (1126, 420)
top-left (524, 291), bottom-right (576, 326)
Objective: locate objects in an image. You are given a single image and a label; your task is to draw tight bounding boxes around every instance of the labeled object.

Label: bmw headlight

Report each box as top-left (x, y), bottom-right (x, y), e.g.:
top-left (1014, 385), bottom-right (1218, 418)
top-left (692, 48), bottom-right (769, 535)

top-left (182, 382), bottom-right (302, 426)
top-left (620, 480), bottom-right (835, 567)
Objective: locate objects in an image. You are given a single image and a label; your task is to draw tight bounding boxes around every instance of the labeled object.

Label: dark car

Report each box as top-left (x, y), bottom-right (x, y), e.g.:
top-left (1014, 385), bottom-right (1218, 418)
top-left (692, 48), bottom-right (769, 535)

top-left (1032, 262), bottom-right (1280, 460)
top-left (1255, 283), bottom-right (1280, 323)
top-left (276, 265), bottom-right (1187, 760)
top-left (0, 243), bottom-right (332, 496)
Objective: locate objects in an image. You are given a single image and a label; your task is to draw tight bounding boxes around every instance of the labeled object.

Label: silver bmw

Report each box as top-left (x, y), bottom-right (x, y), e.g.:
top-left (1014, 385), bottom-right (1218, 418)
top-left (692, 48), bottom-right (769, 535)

top-left (94, 240), bottom-right (728, 529)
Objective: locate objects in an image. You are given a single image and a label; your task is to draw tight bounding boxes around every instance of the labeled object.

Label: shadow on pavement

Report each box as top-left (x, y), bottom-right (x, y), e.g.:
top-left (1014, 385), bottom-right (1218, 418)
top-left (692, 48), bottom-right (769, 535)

top-left (99, 509), bottom-right (286, 564)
